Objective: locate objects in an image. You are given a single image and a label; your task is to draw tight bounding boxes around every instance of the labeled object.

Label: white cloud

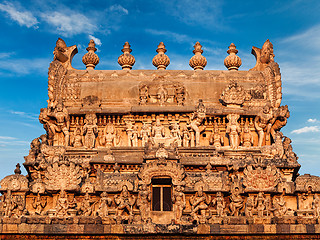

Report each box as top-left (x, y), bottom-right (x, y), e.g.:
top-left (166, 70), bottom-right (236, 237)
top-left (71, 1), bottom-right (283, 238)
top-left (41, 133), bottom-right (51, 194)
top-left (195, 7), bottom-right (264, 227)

top-left (0, 57), bottom-right (49, 76)
top-left (0, 1), bottom-right (38, 28)
top-left (281, 25), bottom-right (320, 50)
top-left (89, 35), bottom-right (102, 46)
top-left (0, 136), bottom-right (16, 140)
top-left (146, 29), bottom-right (191, 43)
top-left (161, 0), bottom-right (223, 28)
top-left (308, 119), bottom-right (317, 123)
top-left (108, 4), bottom-right (129, 15)
top-left (41, 11), bottom-right (97, 37)
top-left (291, 126), bottom-right (320, 134)
top-left (9, 110), bottom-right (38, 121)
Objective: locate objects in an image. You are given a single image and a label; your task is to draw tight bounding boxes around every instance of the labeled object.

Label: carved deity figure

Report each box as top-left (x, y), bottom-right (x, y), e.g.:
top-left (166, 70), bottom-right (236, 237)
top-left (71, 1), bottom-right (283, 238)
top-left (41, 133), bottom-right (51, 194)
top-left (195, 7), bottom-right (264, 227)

top-left (79, 192), bottom-right (95, 216)
top-left (4, 192), bottom-right (26, 217)
top-left (131, 125), bottom-right (139, 147)
top-left (172, 185), bottom-right (186, 224)
top-left (282, 136), bottom-right (297, 162)
top-left (139, 85), bottom-right (149, 105)
top-left (114, 185), bottom-right (136, 222)
top-left (48, 103), bottom-right (70, 146)
top-left (270, 105), bottom-right (290, 139)
top-left (32, 193), bottom-right (47, 215)
top-left (226, 114), bottom-right (241, 148)
top-left (229, 187), bottom-right (244, 216)
top-left (271, 132), bottom-right (284, 158)
top-left (71, 127), bottom-right (83, 148)
top-left (104, 123), bottom-right (117, 148)
top-left (181, 126), bottom-right (191, 147)
top-left (273, 194), bottom-right (287, 217)
top-left (209, 122), bottom-right (224, 148)
top-left (312, 194), bottom-right (320, 217)
top-left (126, 121), bottom-right (134, 146)
top-left (97, 192), bottom-right (112, 217)
top-left (245, 196), bottom-right (254, 217)
top-left (175, 86), bottom-right (185, 106)
top-left (213, 192), bottom-right (225, 217)
top-left (255, 192), bottom-right (266, 217)
top-left (25, 137), bottom-right (41, 162)
top-left (300, 193), bottom-right (311, 210)
top-left (190, 100), bottom-right (206, 147)
top-left (136, 184), bottom-right (151, 223)
top-left (152, 118), bottom-right (165, 145)
top-left (39, 108), bottom-right (55, 146)
top-left (54, 190), bottom-right (69, 217)
top-left (83, 114), bottom-right (98, 149)
top-left (170, 122), bottom-right (181, 147)
top-left (241, 122), bottom-right (253, 147)
top-left (157, 85), bottom-right (168, 105)
top-left (190, 186), bottom-right (211, 223)
top-left (140, 123), bottom-right (151, 147)
top-left (96, 129), bottom-right (106, 147)
top-left (254, 105), bottom-right (273, 147)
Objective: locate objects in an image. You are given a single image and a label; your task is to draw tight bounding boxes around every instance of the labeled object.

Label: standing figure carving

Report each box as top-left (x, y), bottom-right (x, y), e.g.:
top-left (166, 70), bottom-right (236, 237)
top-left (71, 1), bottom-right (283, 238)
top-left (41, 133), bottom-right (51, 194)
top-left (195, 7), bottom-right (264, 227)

top-left (213, 192), bottom-right (225, 217)
top-left (97, 192), bottom-right (112, 217)
top-left (131, 125), bottom-right (139, 147)
top-left (104, 123), bottom-right (117, 148)
top-left (152, 118), bottom-right (165, 145)
top-left (170, 122), bottom-right (181, 147)
top-left (209, 122), bottom-right (224, 148)
top-left (190, 185), bottom-right (211, 224)
top-left (83, 114), bottom-right (98, 149)
top-left (189, 100), bottom-right (206, 147)
top-left (226, 114), bottom-right (241, 148)
top-left (181, 126), bottom-right (191, 147)
top-left (254, 105), bottom-right (273, 147)
top-left (245, 196), bottom-right (254, 217)
top-left (312, 194), bottom-right (320, 217)
top-left (255, 192), bottom-right (265, 217)
top-left (54, 190), bottom-right (69, 217)
top-left (140, 123), bottom-right (151, 147)
top-left (136, 184), bottom-right (151, 223)
top-left (172, 185), bottom-right (186, 224)
top-left (48, 103), bottom-right (70, 146)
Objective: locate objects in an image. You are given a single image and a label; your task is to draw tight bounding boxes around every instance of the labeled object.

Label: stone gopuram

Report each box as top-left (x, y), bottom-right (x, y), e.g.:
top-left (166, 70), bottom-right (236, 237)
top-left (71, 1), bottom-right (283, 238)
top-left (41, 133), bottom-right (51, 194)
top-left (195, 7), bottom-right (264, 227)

top-left (0, 38), bottom-right (319, 239)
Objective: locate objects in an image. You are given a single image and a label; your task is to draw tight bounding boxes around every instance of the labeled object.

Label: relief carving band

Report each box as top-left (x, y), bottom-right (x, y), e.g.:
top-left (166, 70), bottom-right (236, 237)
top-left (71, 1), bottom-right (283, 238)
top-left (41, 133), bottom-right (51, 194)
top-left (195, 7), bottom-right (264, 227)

top-left (0, 37), bottom-right (317, 236)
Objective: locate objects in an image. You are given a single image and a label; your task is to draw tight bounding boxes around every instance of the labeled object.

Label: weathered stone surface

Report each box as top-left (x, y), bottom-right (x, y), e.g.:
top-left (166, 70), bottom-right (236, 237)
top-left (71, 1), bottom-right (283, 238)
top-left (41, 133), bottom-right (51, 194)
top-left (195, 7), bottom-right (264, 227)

top-left (0, 38), bottom-right (317, 237)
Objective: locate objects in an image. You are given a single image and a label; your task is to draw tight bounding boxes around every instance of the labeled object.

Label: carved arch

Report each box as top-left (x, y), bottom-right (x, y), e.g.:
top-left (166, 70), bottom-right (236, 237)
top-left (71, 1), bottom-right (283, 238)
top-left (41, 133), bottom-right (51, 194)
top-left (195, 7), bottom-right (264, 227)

top-left (138, 160), bottom-right (185, 185)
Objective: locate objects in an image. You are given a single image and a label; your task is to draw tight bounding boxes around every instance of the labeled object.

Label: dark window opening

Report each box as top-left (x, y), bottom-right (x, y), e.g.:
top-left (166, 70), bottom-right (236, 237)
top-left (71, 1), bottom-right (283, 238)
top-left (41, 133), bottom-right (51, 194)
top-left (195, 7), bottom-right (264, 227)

top-left (152, 178), bottom-right (172, 211)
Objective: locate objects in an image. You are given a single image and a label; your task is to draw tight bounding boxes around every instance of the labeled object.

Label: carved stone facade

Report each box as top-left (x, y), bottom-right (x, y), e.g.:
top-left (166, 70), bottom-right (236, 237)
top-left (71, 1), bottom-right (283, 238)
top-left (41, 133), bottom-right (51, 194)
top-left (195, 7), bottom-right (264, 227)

top-left (1, 38), bottom-right (319, 237)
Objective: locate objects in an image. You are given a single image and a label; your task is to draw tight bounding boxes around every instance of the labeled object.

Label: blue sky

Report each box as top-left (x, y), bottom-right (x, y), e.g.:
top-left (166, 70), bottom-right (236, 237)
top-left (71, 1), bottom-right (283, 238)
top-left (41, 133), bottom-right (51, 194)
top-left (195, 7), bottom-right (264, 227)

top-left (0, 0), bottom-right (319, 179)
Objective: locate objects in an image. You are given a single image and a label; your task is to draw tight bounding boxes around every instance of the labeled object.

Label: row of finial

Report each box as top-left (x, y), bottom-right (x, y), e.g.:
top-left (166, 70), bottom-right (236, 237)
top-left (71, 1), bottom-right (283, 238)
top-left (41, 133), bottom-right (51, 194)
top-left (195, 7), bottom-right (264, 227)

top-left (82, 40), bottom-right (242, 71)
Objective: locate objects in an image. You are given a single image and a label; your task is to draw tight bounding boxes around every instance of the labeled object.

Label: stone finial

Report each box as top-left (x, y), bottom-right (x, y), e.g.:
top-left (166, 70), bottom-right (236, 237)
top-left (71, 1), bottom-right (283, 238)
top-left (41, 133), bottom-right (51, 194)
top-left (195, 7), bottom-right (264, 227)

top-left (118, 42), bottom-right (135, 70)
top-left (189, 42), bottom-right (207, 70)
top-left (152, 42), bottom-right (170, 70)
top-left (14, 163), bottom-right (21, 175)
top-left (224, 43), bottom-right (242, 71)
top-left (82, 39), bottom-right (99, 70)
